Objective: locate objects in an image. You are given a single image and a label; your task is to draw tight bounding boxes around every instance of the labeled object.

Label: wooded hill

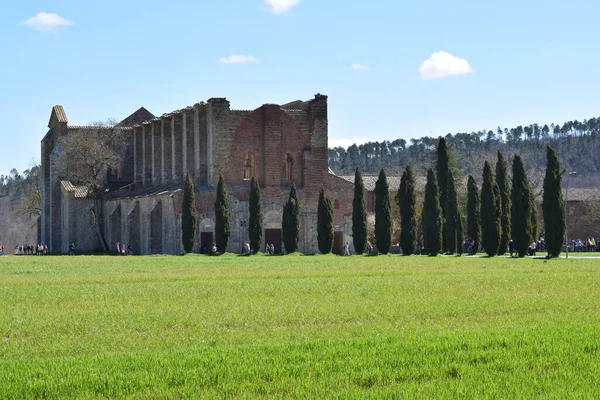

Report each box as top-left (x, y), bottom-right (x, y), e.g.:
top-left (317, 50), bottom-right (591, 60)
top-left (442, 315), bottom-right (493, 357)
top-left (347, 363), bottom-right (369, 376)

top-left (329, 118), bottom-right (600, 183)
top-left (0, 167), bottom-right (40, 249)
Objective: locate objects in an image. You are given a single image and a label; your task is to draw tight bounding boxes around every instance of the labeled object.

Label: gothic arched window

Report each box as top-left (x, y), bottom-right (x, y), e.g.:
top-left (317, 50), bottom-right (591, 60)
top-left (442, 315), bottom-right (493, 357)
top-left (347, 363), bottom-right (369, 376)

top-left (285, 153), bottom-right (294, 181)
top-left (244, 153), bottom-right (254, 180)
top-left (90, 208), bottom-right (97, 226)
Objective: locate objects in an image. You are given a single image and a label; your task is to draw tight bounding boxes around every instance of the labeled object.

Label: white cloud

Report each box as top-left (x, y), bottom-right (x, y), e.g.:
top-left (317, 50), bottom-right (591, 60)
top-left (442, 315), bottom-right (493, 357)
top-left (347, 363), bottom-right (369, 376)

top-left (329, 137), bottom-right (377, 149)
top-left (23, 12), bottom-right (72, 32)
top-left (351, 64), bottom-right (370, 71)
top-left (219, 55), bottom-right (259, 64)
top-left (418, 51), bottom-right (473, 80)
top-left (266, 0), bottom-right (300, 14)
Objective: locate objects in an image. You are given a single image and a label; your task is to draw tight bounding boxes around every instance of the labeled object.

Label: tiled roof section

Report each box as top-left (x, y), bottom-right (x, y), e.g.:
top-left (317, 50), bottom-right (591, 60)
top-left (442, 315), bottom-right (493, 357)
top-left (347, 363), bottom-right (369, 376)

top-left (281, 100), bottom-right (306, 110)
top-left (53, 105), bottom-right (68, 123)
top-left (67, 125), bottom-right (133, 131)
top-left (565, 187), bottom-right (600, 202)
top-left (104, 182), bottom-right (183, 200)
top-left (60, 180), bottom-right (89, 198)
top-left (115, 107), bottom-right (155, 128)
top-left (337, 175), bottom-right (428, 192)
top-left (529, 184), bottom-right (600, 202)
top-left (48, 105), bottom-right (68, 127)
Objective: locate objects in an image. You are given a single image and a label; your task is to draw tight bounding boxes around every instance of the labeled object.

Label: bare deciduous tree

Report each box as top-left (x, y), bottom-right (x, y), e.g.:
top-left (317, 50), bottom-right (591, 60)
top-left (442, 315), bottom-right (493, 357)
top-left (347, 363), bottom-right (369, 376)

top-left (58, 119), bottom-right (128, 252)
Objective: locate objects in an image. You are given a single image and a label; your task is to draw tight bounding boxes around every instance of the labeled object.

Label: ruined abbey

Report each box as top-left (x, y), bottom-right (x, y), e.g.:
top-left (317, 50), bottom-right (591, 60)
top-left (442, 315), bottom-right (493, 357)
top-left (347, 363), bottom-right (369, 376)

top-left (40, 94), bottom-right (356, 255)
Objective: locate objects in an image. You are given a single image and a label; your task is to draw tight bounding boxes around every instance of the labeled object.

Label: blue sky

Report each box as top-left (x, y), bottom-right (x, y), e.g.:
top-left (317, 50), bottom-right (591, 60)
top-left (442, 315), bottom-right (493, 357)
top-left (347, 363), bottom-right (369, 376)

top-left (1, 0), bottom-right (599, 175)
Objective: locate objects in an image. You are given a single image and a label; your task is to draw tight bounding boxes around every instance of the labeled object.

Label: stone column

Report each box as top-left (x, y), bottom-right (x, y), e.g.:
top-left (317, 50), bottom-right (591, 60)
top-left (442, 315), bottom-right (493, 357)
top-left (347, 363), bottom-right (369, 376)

top-left (172, 114), bottom-right (184, 181)
top-left (133, 128), bottom-right (137, 181)
top-left (138, 127), bottom-right (143, 182)
top-left (134, 127), bottom-right (143, 182)
top-left (162, 118), bottom-right (173, 182)
top-left (152, 120), bottom-right (162, 184)
top-left (192, 107), bottom-right (201, 182)
top-left (182, 112), bottom-right (188, 178)
top-left (304, 94), bottom-right (329, 204)
top-left (263, 104), bottom-right (282, 202)
top-left (143, 124), bottom-right (152, 182)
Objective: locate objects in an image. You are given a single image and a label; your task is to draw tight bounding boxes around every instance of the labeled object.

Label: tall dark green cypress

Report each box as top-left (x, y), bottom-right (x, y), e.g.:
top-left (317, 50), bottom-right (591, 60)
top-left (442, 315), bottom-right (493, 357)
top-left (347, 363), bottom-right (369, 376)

top-left (374, 168), bottom-right (392, 254)
top-left (317, 188), bottom-right (334, 254)
top-left (214, 173), bottom-right (231, 254)
top-left (282, 183), bottom-right (300, 254)
top-left (436, 138), bottom-right (450, 251)
top-left (248, 176), bottom-right (262, 254)
top-left (182, 172), bottom-right (197, 253)
top-left (496, 151), bottom-right (511, 255)
top-left (511, 155), bottom-right (534, 257)
top-left (445, 168), bottom-right (462, 254)
top-left (466, 175), bottom-right (480, 254)
top-left (481, 161), bottom-right (501, 256)
top-left (530, 190), bottom-right (538, 243)
top-left (542, 146), bottom-right (565, 258)
top-left (422, 168), bottom-right (442, 256)
top-left (352, 168), bottom-right (368, 255)
top-left (397, 166), bottom-right (417, 255)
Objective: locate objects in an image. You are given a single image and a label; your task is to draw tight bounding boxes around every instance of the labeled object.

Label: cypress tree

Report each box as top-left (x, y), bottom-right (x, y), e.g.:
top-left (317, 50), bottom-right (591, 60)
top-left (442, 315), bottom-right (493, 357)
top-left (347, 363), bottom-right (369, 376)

top-left (542, 146), bottom-right (565, 258)
top-left (530, 190), bottom-right (538, 243)
top-left (436, 137), bottom-right (450, 251)
top-left (352, 168), bottom-right (368, 255)
top-left (496, 151), bottom-right (511, 255)
top-left (282, 183), bottom-right (300, 254)
top-left (397, 166), bottom-right (417, 255)
top-left (422, 168), bottom-right (442, 256)
top-left (445, 168), bottom-right (462, 254)
top-left (182, 172), bottom-right (197, 253)
top-left (374, 168), bottom-right (392, 254)
top-left (466, 175), bottom-right (480, 254)
top-left (248, 176), bottom-right (262, 254)
top-left (214, 173), bottom-right (231, 254)
top-left (317, 188), bottom-right (334, 254)
top-left (481, 161), bottom-right (501, 256)
top-left (511, 155), bottom-right (534, 257)
top-left (457, 216), bottom-right (464, 255)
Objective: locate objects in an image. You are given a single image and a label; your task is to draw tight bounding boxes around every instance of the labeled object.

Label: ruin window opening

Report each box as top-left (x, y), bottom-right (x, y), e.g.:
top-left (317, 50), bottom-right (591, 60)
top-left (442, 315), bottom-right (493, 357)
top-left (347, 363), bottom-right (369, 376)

top-left (244, 153), bottom-right (255, 180)
top-left (334, 199), bottom-right (340, 210)
top-left (285, 153), bottom-right (294, 181)
top-left (90, 208), bottom-right (97, 226)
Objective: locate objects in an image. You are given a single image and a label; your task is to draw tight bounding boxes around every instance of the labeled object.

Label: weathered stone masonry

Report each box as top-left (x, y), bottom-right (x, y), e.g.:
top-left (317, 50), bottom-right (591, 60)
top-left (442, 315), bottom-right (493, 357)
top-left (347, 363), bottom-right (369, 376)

top-left (40, 94), bottom-right (357, 254)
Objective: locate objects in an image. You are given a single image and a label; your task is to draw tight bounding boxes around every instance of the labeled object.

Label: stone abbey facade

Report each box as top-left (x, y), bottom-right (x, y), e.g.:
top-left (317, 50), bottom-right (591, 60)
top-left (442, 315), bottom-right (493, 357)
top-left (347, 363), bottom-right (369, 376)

top-left (40, 94), bottom-right (356, 255)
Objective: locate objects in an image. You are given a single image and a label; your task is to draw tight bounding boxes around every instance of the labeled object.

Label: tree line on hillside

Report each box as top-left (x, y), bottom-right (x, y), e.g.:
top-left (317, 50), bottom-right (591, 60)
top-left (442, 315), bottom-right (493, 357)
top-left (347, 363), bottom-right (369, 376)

top-left (328, 116), bottom-right (600, 178)
top-left (0, 166), bottom-right (41, 249)
top-left (182, 138), bottom-right (567, 259)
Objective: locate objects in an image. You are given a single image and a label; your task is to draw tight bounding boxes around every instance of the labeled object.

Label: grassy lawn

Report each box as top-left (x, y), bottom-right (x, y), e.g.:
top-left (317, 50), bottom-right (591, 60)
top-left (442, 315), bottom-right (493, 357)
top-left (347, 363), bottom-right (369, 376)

top-left (0, 254), bottom-right (599, 398)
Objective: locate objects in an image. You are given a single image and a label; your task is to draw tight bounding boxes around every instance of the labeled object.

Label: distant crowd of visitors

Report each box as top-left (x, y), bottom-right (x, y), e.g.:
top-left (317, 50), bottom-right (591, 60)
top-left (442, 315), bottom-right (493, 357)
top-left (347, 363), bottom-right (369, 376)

top-left (567, 237), bottom-right (599, 252)
top-left (114, 242), bottom-right (134, 256)
top-left (4, 235), bottom-right (600, 256)
top-left (12, 244), bottom-right (49, 255)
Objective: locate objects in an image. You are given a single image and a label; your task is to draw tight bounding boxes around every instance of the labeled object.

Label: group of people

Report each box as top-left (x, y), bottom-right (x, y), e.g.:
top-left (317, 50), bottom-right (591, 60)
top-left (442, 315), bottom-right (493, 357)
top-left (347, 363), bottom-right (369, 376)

top-left (13, 244), bottom-right (49, 255)
top-left (568, 238), bottom-right (599, 252)
top-left (115, 242), bottom-right (133, 256)
top-left (265, 243), bottom-right (277, 255)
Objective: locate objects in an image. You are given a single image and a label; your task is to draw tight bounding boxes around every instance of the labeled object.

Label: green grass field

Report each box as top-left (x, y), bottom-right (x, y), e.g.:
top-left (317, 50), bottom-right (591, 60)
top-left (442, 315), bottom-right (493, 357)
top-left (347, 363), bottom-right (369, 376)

top-left (1, 254), bottom-right (599, 398)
